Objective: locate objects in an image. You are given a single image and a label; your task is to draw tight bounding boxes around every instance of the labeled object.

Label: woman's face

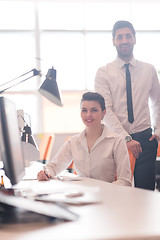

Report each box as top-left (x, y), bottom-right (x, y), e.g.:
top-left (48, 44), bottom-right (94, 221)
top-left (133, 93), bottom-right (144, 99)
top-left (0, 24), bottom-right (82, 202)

top-left (80, 100), bottom-right (106, 128)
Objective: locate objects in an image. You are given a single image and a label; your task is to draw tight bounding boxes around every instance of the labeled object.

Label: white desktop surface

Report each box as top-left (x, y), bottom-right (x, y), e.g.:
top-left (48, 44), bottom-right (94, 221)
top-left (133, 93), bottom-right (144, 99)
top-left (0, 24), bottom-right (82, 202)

top-left (1, 174), bottom-right (160, 240)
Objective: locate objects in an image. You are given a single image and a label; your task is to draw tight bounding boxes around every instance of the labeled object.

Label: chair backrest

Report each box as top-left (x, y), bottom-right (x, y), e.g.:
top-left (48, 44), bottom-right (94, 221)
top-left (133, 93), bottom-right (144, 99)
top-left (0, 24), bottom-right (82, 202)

top-left (128, 149), bottom-right (136, 179)
top-left (39, 134), bottom-right (55, 164)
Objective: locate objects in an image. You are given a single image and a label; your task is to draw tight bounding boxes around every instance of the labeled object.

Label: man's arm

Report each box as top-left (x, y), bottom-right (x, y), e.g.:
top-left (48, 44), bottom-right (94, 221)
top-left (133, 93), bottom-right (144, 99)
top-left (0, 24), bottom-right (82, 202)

top-left (150, 66), bottom-right (160, 139)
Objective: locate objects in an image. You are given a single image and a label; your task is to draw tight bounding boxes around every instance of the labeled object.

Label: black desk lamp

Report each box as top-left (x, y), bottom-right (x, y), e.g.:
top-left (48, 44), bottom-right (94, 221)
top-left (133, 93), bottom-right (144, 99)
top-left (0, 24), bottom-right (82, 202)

top-left (0, 67), bottom-right (63, 106)
top-left (39, 67), bottom-right (63, 106)
top-left (0, 68), bottom-right (40, 94)
top-left (21, 125), bottom-right (38, 148)
top-left (0, 67), bottom-right (63, 148)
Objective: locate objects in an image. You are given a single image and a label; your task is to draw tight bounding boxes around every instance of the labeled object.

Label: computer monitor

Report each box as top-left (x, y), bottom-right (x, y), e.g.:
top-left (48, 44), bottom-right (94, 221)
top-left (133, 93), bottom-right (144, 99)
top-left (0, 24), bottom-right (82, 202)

top-left (0, 97), bottom-right (79, 223)
top-left (0, 96), bottom-right (25, 186)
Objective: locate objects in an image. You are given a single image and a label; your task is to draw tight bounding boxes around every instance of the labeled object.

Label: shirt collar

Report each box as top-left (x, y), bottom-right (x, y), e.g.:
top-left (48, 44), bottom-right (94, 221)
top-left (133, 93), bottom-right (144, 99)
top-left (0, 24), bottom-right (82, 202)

top-left (116, 56), bottom-right (136, 69)
top-left (77, 124), bottom-right (117, 143)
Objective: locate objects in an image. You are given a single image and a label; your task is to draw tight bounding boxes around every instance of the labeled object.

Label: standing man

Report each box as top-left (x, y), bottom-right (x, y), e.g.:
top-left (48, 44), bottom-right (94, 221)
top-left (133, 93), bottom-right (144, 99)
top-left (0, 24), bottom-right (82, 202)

top-left (95, 20), bottom-right (160, 190)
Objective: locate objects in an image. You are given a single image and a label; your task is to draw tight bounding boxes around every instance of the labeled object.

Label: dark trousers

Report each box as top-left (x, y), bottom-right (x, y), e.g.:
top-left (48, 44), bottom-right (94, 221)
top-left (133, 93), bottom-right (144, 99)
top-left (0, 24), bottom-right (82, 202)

top-left (131, 128), bottom-right (158, 191)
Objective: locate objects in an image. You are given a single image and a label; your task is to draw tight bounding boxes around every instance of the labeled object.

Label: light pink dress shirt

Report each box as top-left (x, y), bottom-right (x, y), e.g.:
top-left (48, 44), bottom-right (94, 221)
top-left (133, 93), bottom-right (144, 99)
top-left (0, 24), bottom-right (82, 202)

top-left (95, 57), bottom-right (160, 138)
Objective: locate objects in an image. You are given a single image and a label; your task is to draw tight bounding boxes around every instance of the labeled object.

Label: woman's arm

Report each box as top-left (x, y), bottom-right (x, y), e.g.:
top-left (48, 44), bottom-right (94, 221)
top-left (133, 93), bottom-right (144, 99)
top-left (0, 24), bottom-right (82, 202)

top-left (37, 139), bottom-right (73, 181)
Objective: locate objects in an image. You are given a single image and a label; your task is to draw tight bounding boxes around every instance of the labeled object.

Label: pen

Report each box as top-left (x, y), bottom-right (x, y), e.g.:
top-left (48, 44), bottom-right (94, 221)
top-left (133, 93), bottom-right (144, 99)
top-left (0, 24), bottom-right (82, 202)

top-left (43, 166), bottom-right (50, 178)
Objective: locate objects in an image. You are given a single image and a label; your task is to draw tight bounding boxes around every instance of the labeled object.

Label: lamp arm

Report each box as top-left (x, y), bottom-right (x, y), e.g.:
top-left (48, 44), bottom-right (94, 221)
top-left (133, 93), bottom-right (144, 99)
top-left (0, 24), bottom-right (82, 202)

top-left (0, 68), bottom-right (41, 94)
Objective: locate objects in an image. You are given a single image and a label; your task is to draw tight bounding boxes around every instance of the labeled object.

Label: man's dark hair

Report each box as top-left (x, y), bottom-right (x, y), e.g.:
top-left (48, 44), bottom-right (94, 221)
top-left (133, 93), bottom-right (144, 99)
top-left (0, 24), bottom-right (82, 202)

top-left (112, 20), bottom-right (136, 39)
top-left (81, 92), bottom-right (106, 111)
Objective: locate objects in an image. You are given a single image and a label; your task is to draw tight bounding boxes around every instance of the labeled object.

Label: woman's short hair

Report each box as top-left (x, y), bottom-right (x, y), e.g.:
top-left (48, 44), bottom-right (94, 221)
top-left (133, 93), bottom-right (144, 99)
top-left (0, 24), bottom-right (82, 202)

top-left (81, 92), bottom-right (106, 111)
top-left (112, 20), bottom-right (136, 39)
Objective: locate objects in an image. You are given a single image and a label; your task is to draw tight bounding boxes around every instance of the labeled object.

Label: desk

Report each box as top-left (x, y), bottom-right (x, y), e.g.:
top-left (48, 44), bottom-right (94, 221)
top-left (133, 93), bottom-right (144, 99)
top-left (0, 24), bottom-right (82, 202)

top-left (1, 176), bottom-right (160, 240)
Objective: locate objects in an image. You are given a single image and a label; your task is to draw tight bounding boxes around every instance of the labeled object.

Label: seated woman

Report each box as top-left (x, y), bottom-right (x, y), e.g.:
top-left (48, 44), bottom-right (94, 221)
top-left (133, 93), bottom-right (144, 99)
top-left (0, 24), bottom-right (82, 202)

top-left (37, 92), bottom-right (131, 186)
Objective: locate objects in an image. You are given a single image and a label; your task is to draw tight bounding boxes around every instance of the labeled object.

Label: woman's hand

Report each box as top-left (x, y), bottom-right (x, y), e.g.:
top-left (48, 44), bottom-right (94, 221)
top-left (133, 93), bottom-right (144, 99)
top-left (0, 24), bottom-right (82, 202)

top-left (37, 170), bottom-right (51, 181)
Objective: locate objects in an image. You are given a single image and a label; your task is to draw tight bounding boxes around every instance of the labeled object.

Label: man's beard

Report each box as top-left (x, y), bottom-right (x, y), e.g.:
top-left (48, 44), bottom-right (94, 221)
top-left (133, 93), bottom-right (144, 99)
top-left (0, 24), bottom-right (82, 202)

top-left (116, 45), bottom-right (134, 59)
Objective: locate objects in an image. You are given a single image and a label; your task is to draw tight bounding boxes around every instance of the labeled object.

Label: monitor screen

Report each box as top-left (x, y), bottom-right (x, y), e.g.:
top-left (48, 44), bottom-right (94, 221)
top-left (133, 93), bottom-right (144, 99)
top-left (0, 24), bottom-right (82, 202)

top-left (0, 96), bottom-right (25, 186)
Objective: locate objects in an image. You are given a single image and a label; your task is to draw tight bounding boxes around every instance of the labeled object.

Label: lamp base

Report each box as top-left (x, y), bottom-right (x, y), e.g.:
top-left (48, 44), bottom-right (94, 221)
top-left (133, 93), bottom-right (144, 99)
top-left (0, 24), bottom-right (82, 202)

top-left (22, 142), bottom-right (40, 167)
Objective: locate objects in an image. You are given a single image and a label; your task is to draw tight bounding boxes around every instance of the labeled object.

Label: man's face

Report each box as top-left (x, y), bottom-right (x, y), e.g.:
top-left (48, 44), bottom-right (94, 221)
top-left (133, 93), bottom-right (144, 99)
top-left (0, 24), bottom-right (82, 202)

top-left (112, 27), bottom-right (136, 61)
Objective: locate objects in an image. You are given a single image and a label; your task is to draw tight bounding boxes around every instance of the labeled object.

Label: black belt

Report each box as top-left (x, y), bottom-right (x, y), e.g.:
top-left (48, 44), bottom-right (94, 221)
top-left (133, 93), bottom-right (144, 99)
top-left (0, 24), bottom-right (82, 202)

top-left (130, 128), bottom-right (152, 139)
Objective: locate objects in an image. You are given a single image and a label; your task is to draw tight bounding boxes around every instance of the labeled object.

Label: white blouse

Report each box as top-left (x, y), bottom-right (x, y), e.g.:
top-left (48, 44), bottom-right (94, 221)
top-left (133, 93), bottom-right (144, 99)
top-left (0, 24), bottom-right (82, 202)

top-left (46, 125), bottom-right (131, 186)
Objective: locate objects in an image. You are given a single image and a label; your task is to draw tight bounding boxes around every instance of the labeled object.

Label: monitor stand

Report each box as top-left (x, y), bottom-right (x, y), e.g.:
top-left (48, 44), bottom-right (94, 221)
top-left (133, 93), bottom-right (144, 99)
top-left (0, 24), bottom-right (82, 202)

top-left (0, 203), bottom-right (57, 224)
top-left (0, 188), bottom-right (78, 224)
top-left (0, 187), bottom-right (57, 224)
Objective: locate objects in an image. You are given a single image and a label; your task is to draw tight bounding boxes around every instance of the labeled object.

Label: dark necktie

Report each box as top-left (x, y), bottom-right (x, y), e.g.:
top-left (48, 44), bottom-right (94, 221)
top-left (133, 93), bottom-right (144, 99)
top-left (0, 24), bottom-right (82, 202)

top-left (124, 63), bottom-right (134, 124)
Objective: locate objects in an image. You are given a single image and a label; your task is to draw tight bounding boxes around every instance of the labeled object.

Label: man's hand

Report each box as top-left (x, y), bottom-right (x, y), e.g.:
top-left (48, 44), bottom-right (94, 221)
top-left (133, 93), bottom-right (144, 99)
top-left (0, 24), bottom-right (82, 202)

top-left (127, 139), bottom-right (142, 159)
top-left (149, 134), bottom-right (159, 142)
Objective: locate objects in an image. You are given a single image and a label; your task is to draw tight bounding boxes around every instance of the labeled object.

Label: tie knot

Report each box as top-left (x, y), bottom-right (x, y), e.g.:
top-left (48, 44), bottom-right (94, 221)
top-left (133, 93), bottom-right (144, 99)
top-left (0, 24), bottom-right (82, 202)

top-left (124, 63), bottom-right (130, 69)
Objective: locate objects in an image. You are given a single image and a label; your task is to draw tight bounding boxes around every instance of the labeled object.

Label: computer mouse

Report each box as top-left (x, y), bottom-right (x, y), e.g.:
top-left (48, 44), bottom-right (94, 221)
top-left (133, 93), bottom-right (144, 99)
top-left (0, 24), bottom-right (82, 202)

top-left (65, 192), bottom-right (84, 198)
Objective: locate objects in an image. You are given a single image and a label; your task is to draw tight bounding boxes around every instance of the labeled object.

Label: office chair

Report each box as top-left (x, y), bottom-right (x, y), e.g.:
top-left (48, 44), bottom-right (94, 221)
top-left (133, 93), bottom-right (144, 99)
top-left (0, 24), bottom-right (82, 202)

top-left (155, 142), bottom-right (160, 191)
top-left (128, 149), bottom-right (136, 180)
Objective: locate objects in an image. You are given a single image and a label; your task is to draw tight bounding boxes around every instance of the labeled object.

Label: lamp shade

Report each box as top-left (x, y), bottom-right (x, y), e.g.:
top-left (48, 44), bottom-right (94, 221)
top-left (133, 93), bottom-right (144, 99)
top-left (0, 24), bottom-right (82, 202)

top-left (21, 125), bottom-right (38, 149)
top-left (38, 67), bottom-right (62, 106)
top-left (21, 125), bottom-right (40, 166)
